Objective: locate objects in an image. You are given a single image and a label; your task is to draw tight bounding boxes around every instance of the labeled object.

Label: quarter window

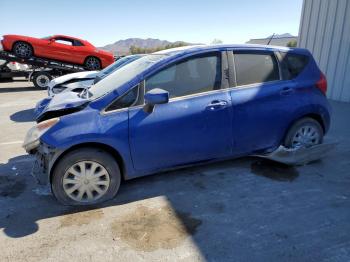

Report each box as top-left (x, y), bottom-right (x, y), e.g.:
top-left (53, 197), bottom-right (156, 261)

top-left (105, 86), bottom-right (139, 112)
top-left (145, 53), bottom-right (222, 99)
top-left (234, 53), bottom-right (280, 86)
top-left (282, 53), bottom-right (309, 79)
top-left (73, 40), bottom-right (84, 46)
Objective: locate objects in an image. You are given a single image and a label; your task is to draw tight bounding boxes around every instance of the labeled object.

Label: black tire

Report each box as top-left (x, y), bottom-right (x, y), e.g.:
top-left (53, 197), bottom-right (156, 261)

top-left (84, 56), bottom-right (101, 70)
top-left (12, 41), bottom-right (33, 58)
top-left (283, 117), bottom-right (324, 148)
top-left (32, 71), bottom-right (53, 89)
top-left (51, 148), bottom-right (121, 206)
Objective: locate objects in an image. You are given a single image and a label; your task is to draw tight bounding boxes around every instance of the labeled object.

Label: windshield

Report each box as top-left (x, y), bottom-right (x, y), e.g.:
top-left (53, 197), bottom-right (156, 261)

top-left (98, 56), bottom-right (135, 76)
top-left (88, 54), bottom-right (166, 99)
top-left (41, 36), bottom-right (52, 40)
top-left (93, 55), bottom-right (142, 84)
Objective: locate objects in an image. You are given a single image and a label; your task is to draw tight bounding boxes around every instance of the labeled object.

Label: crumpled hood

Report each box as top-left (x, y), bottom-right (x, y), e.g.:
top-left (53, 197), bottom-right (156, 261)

top-left (35, 91), bottom-right (89, 121)
top-left (50, 71), bottom-right (99, 86)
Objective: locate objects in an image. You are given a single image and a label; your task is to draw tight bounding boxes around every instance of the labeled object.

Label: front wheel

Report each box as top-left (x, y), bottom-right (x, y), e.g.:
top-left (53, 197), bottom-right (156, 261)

top-left (84, 56), bottom-right (101, 70)
top-left (51, 148), bottom-right (121, 206)
top-left (283, 117), bottom-right (324, 149)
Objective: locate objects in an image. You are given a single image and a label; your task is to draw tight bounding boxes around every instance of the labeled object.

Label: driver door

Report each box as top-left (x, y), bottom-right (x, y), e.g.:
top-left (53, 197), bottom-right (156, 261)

top-left (128, 52), bottom-right (234, 172)
top-left (46, 37), bottom-right (75, 63)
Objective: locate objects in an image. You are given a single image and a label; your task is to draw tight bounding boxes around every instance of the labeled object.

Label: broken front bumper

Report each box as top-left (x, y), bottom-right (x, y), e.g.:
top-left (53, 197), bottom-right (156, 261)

top-left (31, 142), bottom-right (61, 185)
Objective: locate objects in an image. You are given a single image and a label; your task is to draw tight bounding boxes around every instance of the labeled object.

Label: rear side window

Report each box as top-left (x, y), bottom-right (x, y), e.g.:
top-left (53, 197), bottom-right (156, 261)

top-left (283, 53), bottom-right (309, 79)
top-left (233, 53), bottom-right (280, 86)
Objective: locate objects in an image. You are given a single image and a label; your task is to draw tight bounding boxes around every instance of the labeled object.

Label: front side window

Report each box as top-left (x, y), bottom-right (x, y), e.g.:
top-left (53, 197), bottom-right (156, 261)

top-left (145, 53), bottom-right (222, 99)
top-left (234, 53), bottom-right (280, 86)
top-left (54, 38), bottom-right (73, 46)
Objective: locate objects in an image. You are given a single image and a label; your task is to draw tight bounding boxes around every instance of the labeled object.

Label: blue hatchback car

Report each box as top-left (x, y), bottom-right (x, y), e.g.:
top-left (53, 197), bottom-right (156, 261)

top-left (23, 44), bottom-right (330, 205)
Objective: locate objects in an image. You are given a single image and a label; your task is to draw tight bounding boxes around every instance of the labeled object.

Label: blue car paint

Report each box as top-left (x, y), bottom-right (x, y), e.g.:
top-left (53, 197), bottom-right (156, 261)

top-left (38, 44), bottom-right (330, 181)
top-left (128, 90), bottom-right (234, 171)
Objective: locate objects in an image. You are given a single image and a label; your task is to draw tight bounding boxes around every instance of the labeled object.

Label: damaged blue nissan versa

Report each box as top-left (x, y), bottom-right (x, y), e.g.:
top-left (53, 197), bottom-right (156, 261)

top-left (23, 44), bottom-right (330, 205)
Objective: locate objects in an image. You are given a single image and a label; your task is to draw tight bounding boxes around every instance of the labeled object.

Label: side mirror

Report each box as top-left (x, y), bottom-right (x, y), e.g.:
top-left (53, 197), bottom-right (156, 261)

top-left (143, 88), bottom-right (169, 113)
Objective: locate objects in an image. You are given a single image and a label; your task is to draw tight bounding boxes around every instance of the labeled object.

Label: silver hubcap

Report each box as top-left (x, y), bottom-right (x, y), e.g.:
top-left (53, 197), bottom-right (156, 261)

top-left (36, 75), bottom-right (50, 88)
top-left (63, 161), bottom-right (110, 203)
top-left (15, 43), bottom-right (31, 57)
top-left (86, 57), bottom-right (100, 70)
top-left (291, 125), bottom-right (320, 148)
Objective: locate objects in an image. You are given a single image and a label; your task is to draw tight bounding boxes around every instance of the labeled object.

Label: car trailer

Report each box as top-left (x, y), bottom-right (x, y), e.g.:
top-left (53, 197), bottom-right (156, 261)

top-left (0, 51), bottom-right (86, 88)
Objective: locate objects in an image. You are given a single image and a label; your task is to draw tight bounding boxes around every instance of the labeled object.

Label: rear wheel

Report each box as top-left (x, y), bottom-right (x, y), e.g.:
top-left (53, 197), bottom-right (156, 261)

top-left (32, 71), bottom-right (52, 89)
top-left (84, 56), bottom-right (101, 70)
top-left (13, 41), bottom-right (33, 58)
top-left (284, 117), bottom-right (323, 149)
top-left (51, 148), bottom-right (121, 206)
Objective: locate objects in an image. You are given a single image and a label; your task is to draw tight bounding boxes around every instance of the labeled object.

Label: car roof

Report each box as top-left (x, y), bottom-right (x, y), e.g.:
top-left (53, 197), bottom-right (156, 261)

top-left (155, 44), bottom-right (309, 56)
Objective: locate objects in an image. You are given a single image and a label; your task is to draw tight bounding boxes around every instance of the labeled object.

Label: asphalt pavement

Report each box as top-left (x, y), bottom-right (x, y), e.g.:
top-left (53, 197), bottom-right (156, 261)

top-left (0, 80), bottom-right (349, 262)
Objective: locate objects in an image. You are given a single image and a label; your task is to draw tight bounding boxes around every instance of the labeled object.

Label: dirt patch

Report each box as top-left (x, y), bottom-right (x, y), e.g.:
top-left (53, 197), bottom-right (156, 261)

top-left (250, 160), bottom-right (299, 182)
top-left (0, 175), bottom-right (26, 198)
top-left (111, 205), bottom-right (202, 252)
top-left (60, 208), bottom-right (104, 228)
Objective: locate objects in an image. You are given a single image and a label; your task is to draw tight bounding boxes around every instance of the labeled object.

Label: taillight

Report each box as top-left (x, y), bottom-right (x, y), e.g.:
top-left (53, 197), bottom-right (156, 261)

top-left (316, 72), bottom-right (327, 95)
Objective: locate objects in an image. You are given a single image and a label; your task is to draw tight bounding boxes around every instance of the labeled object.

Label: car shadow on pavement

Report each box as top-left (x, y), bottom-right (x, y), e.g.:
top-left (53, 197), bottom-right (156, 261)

top-left (0, 154), bottom-right (300, 239)
top-left (1, 152), bottom-right (348, 260)
top-left (0, 86), bottom-right (41, 93)
top-left (10, 108), bottom-right (35, 122)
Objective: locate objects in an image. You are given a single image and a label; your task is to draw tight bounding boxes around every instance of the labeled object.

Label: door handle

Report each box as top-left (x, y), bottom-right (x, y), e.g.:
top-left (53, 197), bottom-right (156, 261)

top-left (206, 100), bottom-right (228, 110)
top-left (280, 87), bottom-right (294, 96)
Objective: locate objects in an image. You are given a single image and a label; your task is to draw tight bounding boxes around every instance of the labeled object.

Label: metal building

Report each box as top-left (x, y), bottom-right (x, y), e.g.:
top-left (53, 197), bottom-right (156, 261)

top-left (298, 0), bottom-right (350, 102)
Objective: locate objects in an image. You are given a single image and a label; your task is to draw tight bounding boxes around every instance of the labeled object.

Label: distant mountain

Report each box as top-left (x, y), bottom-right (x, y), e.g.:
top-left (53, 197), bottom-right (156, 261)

top-left (99, 38), bottom-right (195, 55)
top-left (246, 33), bottom-right (298, 47)
top-left (267, 33), bottom-right (295, 39)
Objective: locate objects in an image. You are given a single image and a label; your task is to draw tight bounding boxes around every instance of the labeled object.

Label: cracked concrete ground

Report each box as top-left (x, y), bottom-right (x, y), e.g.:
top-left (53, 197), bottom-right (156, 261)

top-left (0, 80), bottom-right (349, 262)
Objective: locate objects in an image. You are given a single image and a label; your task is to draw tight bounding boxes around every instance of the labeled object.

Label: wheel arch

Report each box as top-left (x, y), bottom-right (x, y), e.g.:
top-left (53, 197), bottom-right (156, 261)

top-left (281, 113), bottom-right (326, 145)
top-left (50, 142), bottom-right (127, 183)
top-left (12, 40), bottom-right (34, 55)
top-left (291, 113), bottom-right (326, 133)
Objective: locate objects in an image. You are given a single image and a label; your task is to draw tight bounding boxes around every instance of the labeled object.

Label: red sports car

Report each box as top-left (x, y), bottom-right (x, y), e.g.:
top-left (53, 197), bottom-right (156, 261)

top-left (1, 34), bottom-right (114, 70)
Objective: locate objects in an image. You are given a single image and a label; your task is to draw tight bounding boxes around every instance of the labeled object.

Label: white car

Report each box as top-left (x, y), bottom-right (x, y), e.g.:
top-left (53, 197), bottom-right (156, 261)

top-left (47, 54), bottom-right (143, 97)
top-left (0, 59), bottom-right (30, 71)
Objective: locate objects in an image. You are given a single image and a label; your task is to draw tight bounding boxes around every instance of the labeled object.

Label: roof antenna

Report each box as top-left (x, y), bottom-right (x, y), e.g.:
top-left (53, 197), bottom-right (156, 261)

top-left (267, 33), bottom-right (275, 45)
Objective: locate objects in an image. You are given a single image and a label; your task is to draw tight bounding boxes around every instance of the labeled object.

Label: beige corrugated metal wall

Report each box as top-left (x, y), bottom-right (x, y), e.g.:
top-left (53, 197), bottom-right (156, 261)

top-left (298, 0), bottom-right (350, 102)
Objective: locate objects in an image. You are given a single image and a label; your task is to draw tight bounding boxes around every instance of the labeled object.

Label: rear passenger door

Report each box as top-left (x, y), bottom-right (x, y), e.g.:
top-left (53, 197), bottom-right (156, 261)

top-left (229, 50), bottom-right (296, 155)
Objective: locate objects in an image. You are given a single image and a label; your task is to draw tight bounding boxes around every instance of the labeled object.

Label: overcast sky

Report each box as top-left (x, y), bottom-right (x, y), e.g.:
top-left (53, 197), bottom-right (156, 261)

top-left (0, 0), bottom-right (303, 46)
